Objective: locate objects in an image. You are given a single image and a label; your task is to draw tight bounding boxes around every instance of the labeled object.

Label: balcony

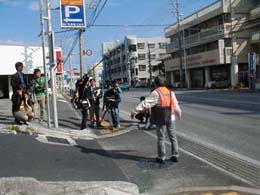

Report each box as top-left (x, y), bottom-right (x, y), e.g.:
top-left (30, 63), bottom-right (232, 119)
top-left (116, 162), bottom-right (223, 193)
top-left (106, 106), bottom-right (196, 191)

top-left (166, 24), bottom-right (231, 54)
top-left (250, 5), bottom-right (260, 20)
top-left (251, 32), bottom-right (260, 44)
top-left (165, 1), bottom-right (223, 37)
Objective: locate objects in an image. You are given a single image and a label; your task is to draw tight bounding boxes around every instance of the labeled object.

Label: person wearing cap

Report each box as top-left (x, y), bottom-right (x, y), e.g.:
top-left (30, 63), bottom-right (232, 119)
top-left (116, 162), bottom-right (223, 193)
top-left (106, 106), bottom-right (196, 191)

top-left (131, 76), bottom-right (182, 164)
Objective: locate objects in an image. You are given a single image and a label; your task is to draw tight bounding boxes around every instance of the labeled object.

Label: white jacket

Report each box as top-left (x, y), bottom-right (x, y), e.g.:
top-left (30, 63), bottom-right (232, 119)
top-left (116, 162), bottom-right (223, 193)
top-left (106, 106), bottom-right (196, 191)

top-left (133, 89), bottom-right (182, 121)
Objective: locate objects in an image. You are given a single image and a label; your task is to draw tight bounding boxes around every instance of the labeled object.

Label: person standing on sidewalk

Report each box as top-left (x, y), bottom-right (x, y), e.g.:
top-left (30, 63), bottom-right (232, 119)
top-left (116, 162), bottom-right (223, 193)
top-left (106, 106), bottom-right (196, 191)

top-left (86, 79), bottom-right (103, 128)
top-left (11, 62), bottom-right (28, 92)
top-left (31, 69), bottom-right (46, 121)
top-left (131, 76), bottom-right (182, 164)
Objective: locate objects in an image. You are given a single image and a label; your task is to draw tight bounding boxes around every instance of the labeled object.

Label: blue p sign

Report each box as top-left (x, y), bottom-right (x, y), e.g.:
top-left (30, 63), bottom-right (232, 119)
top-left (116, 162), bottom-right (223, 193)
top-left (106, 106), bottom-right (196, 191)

top-left (60, 0), bottom-right (86, 29)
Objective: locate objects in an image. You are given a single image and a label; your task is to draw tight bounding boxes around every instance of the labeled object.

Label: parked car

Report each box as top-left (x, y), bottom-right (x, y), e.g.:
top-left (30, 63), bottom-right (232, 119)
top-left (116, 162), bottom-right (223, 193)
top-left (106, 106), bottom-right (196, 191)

top-left (120, 83), bottom-right (130, 90)
top-left (134, 82), bottom-right (146, 88)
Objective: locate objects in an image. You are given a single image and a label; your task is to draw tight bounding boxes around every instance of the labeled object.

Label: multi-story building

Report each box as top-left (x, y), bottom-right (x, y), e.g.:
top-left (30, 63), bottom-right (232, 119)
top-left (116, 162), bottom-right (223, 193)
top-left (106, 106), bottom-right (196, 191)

top-left (164, 0), bottom-right (260, 89)
top-left (102, 35), bottom-right (168, 86)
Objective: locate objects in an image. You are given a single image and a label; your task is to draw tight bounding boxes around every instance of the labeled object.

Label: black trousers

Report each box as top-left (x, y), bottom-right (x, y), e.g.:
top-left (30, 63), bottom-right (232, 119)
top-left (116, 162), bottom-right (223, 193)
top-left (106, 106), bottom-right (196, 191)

top-left (81, 110), bottom-right (88, 130)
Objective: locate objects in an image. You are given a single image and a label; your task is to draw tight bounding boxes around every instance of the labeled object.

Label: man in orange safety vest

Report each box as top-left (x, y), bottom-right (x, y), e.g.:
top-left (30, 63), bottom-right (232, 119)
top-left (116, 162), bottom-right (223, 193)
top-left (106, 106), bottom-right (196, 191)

top-left (131, 76), bottom-right (182, 164)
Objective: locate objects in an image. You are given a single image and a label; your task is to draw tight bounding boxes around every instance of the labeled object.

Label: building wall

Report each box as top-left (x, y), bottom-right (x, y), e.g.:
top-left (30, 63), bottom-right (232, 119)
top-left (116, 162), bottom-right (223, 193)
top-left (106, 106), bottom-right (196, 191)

top-left (164, 0), bottom-right (260, 89)
top-left (0, 45), bottom-right (62, 98)
top-left (102, 35), bottom-right (168, 86)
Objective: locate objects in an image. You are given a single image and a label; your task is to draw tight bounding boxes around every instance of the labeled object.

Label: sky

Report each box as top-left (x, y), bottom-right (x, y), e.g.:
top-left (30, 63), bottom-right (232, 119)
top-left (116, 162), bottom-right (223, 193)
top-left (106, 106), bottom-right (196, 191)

top-left (0, 0), bottom-right (215, 72)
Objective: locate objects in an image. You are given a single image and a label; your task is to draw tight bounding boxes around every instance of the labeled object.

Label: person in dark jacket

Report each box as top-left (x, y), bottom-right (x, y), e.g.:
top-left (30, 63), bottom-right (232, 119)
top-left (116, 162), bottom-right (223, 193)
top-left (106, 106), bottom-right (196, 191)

top-left (12, 86), bottom-right (35, 125)
top-left (11, 62), bottom-right (28, 92)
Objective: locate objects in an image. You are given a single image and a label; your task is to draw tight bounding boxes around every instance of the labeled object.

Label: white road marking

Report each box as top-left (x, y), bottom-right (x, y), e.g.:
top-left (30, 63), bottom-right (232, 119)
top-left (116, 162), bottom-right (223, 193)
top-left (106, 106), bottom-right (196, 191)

top-left (120, 108), bottom-right (260, 167)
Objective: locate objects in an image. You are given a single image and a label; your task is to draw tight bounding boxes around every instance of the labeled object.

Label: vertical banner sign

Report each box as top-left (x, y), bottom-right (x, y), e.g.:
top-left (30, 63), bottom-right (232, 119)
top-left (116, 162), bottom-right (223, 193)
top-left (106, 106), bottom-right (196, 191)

top-left (218, 39), bottom-right (225, 64)
top-left (248, 52), bottom-right (257, 77)
top-left (60, 0), bottom-right (86, 29)
top-left (56, 51), bottom-right (63, 74)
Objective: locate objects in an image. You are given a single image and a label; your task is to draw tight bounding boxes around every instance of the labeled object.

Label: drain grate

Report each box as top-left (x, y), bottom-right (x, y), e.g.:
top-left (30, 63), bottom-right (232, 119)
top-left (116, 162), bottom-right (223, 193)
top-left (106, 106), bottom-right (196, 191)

top-left (46, 136), bottom-right (71, 145)
top-left (178, 136), bottom-right (260, 187)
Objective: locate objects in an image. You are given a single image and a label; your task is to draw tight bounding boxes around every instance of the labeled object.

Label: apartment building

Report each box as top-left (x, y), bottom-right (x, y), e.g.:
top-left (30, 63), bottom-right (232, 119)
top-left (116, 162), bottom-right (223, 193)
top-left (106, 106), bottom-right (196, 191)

top-left (102, 35), bottom-right (168, 86)
top-left (164, 0), bottom-right (260, 89)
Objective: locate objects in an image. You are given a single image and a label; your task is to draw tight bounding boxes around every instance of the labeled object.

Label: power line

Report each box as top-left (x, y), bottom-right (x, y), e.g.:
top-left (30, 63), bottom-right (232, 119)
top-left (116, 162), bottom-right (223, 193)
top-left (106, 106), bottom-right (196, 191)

top-left (91, 0), bottom-right (108, 26)
top-left (88, 24), bottom-right (170, 27)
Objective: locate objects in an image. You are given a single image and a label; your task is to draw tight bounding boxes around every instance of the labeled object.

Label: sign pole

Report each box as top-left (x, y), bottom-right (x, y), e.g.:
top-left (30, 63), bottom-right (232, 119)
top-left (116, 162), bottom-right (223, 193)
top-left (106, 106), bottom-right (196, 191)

top-left (46, 0), bottom-right (59, 128)
top-left (79, 30), bottom-right (84, 77)
top-left (39, 0), bottom-right (51, 128)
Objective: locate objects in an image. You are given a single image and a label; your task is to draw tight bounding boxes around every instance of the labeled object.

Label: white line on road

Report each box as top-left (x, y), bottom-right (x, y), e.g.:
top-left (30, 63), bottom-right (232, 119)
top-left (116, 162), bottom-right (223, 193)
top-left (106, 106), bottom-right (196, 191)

top-left (119, 108), bottom-right (260, 167)
top-left (179, 95), bottom-right (260, 106)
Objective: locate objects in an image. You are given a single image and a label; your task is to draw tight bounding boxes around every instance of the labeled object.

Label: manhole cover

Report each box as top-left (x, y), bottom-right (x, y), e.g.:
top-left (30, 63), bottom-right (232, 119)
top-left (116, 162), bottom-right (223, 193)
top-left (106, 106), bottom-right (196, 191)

top-left (46, 136), bottom-right (70, 145)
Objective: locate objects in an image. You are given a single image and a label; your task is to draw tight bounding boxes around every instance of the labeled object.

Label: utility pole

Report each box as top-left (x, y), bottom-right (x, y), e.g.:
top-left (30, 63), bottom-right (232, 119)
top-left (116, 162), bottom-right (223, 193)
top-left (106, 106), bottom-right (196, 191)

top-left (46, 0), bottom-right (59, 128)
top-left (39, 0), bottom-right (51, 128)
top-left (148, 48), bottom-right (153, 89)
top-left (175, 0), bottom-right (184, 88)
top-left (79, 30), bottom-right (84, 77)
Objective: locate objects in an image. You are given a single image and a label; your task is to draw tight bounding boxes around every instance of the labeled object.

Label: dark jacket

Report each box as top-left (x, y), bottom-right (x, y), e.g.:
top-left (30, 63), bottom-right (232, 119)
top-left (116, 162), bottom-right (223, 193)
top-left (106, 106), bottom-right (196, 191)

top-left (11, 93), bottom-right (27, 113)
top-left (11, 72), bottom-right (27, 92)
top-left (103, 88), bottom-right (121, 108)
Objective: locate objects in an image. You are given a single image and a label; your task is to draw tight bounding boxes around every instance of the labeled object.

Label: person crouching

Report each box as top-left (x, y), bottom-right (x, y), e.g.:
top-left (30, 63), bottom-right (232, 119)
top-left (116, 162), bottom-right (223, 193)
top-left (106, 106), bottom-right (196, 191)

top-left (12, 86), bottom-right (35, 125)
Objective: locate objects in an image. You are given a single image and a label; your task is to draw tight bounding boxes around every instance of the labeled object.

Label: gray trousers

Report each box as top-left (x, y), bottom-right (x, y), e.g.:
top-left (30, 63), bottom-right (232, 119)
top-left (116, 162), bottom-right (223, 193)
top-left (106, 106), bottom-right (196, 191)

top-left (156, 121), bottom-right (179, 160)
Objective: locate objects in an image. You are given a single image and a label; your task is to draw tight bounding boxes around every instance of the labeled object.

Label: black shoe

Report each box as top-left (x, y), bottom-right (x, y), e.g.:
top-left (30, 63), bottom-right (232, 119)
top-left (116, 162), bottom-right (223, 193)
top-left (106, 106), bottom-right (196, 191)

top-left (156, 157), bottom-right (165, 164)
top-left (14, 119), bottom-right (23, 125)
top-left (23, 121), bottom-right (29, 126)
top-left (171, 156), bottom-right (179, 162)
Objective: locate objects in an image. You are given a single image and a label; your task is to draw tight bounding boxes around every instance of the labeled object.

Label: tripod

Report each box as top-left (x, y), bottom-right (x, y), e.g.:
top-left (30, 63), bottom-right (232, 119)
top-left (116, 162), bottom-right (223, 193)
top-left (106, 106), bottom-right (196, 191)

top-left (100, 105), bottom-right (116, 127)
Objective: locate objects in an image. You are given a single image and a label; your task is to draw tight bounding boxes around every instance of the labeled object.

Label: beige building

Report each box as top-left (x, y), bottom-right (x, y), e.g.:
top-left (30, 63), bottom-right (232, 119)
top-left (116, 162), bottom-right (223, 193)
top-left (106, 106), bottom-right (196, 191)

top-left (164, 0), bottom-right (260, 89)
top-left (102, 35), bottom-right (168, 87)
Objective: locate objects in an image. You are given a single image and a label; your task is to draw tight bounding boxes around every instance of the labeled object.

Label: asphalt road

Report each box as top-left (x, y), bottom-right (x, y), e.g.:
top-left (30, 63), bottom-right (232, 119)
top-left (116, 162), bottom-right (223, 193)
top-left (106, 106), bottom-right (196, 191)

top-left (0, 94), bottom-right (251, 193)
top-left (119, 89), bottom-right (260, 163)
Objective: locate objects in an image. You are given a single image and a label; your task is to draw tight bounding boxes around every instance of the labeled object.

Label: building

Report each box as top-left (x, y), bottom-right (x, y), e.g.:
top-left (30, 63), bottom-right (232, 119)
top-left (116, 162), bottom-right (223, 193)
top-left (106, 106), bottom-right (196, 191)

top-left (164, 0), bottom-right (260, 89)
top-left (0, 45), bottom-right (62, 98)
top-left (87, 62), bottom-right (104, 87)
top-left (102, 35), bottom-right (169, 87)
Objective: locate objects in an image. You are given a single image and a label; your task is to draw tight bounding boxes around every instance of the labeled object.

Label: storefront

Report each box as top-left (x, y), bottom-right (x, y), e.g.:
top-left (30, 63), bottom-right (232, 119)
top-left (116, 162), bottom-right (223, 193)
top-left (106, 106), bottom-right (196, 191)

top-left (191, 68), bottom-right (205, 88)
top-left (210, 65), bottom-right (230, 88)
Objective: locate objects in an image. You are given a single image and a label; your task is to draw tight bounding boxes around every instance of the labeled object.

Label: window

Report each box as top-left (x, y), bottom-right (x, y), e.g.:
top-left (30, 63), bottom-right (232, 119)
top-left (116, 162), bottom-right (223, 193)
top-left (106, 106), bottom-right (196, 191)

top-left (137, 43), bottom-right (145, 49)
top-left (138, 54), bottom-right (146, 60)
top-left (139, 65), bottom-right (146, 71)
top-left (148, 43), bottom-right (155, 48)
top-left (159, 53), bottom-right (166, 58)
top-left (129, 45), bottom-right (137, 52)
top-left (159, 42), bottom-right (167, 49)
top-left (149, 54), bottom-right (156, 60)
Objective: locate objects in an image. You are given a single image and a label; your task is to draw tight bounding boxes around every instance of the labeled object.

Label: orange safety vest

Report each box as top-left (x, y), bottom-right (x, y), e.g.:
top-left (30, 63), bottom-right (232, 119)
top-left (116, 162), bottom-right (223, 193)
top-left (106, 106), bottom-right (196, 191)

top-left (156, 87), bottom-right (175, 113)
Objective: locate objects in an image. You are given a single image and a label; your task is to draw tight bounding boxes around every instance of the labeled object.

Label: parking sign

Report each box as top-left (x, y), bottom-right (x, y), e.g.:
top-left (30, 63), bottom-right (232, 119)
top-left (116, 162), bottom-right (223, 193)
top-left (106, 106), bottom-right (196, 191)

top-left (60, 0), bottom-right (86, 29)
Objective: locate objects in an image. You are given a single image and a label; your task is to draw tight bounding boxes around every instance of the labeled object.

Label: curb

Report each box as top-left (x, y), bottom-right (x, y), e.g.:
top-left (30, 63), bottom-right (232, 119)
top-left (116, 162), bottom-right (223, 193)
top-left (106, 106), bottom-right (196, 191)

top-left (0, 177), bottom-right (139, 195)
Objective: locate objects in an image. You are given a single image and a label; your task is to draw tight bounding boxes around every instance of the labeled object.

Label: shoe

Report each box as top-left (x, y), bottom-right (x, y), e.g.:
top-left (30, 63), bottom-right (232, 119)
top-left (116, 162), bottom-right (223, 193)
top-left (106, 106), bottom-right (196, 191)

top-left (97, 125), bottom-right (104, 128)
top-left (23, 121), bottom-right (29, 126)
top-left (14, 119), bottom-right (23, 125)
top-left (171, 156), bottom-right (179, 162)
top-left (156, 157), bottom-right (165, 164)
top-left (88, 124), bottom-right (95, 128)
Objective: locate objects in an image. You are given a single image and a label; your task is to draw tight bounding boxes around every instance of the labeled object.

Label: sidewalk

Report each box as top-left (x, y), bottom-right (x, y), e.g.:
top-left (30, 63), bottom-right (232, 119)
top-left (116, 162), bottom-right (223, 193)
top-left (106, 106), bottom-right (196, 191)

top-left (0, 95), bottom-right (135, 141)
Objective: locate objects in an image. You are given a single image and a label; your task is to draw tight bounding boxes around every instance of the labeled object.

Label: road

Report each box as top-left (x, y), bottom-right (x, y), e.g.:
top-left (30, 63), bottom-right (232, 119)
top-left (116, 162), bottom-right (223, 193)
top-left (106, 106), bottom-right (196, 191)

top-left (120, 89), bottom-right (260, 163)
top-left (0, 90), bottom-right (259, 194)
